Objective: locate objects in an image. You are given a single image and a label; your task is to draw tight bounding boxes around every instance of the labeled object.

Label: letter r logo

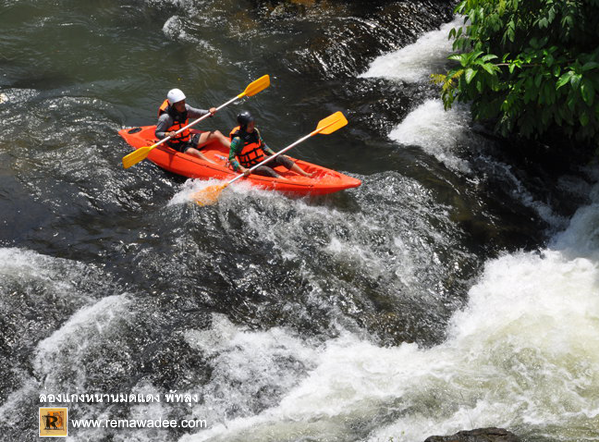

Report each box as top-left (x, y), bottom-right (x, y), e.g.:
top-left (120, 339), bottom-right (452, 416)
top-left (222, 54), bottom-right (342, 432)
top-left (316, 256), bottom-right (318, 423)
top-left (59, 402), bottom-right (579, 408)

top-left (39, 408), bottom-right (68, 437)
top-left (44, 414), bottom-right (58, 429)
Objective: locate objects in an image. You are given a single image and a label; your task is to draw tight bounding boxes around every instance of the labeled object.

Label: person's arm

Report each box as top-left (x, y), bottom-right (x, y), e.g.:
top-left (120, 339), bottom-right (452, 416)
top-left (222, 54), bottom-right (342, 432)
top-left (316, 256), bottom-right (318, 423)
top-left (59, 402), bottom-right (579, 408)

top-left (155, 114), bottom-right (173, 139)
top-left (263, 144), bottom-right (275, 156)
top-left (257, 129), bottom-right (275, 156)
top-left (186, 104), bottom-right (213, 119)
top-left (228, 137), bottom-right (244, 172)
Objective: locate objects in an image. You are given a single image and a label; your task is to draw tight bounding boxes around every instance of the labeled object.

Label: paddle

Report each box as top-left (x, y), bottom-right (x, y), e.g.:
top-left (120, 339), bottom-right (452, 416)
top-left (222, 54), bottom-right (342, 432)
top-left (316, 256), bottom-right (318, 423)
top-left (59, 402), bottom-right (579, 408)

top-left (122, 75), bottom-right (271, 169)
top-left (193, 111), bottom-right (348, 206)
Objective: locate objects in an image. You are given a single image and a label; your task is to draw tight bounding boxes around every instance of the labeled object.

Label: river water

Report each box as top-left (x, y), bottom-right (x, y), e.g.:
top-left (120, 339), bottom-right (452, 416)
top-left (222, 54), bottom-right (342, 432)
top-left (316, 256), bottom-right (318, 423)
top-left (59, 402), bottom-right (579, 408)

top-left (1, 1), bottom-right (598, 441)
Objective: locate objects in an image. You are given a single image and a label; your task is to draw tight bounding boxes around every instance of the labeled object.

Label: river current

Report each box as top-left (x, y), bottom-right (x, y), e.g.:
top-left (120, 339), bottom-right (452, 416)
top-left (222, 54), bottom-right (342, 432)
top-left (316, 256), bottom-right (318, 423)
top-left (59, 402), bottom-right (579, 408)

top-left (1, 1), bottom-right (598, 441)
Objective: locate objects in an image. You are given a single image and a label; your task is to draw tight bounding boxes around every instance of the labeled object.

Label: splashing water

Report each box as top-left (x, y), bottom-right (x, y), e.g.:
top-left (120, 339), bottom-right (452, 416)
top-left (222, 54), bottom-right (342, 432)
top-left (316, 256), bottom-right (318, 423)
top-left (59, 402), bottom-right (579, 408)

top-left (360, 18), bottom-right (463, 83)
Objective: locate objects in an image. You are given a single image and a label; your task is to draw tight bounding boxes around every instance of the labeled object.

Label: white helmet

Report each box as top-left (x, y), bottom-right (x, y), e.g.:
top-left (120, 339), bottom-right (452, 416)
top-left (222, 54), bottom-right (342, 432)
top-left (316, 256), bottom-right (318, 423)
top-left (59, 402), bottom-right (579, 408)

top-left (167, 88), bottom-right (186, 105)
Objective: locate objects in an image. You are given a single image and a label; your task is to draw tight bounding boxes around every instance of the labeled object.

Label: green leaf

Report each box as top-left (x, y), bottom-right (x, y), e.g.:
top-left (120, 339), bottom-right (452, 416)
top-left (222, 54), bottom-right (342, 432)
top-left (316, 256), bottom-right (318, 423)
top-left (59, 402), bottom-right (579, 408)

top-left (490, 75), bottom-right (500, 91)
top-left (541, 108), bottom-right (550, 125)
top-left (552, 66), bottom-right (561, 77)
top-left (580, 79), bottom-right (595, 106)
top-left (525, 76), bottom-right (534, 91)
top-left (481, 54), bottom-right (498, 63)
top-left (535, 74), bottom-right (542, 88)
top-left (482, 63), bottom-right (498, 75)
top-left (556, 71), bottom-right (574, 89)
top-left (567, 96), bottom-right (576, 111)
top-left (503, 20), bottom-right (516, 43)
top-left (458, 53), bottom-right (470, 68)
top-left (448, 54), bottom-right (462, 62)
top-left (570, 74), bottom-right (582, 91)
top-left (544, 82), bottom-right (556, 105)
top-left (555, 109), bottom-right (562, 125)
top-left (559, 106), bottom-right (572, 125)
top-left (580, 112), bottom-right (589, 127)
top-left (582, 61), bottom-right (599, 72)
top-left (465, 68), bottom-right (477, 84)
top-left (476, 79), bottom-right (483, 93)
top-left (470, 50), bottom-right (485, 63)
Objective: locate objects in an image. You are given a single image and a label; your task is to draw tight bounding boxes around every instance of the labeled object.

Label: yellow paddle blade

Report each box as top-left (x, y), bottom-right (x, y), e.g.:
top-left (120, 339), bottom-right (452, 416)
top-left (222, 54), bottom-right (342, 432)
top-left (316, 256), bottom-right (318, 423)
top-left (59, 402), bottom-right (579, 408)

top-left (315, 111), bottom-right (348, 135)
top-left (192, 183), bottom-right (228, 206)
top-left (237, 75), bottom-right (270, 98)
top-left (122, 145), bottom-right (154, 169)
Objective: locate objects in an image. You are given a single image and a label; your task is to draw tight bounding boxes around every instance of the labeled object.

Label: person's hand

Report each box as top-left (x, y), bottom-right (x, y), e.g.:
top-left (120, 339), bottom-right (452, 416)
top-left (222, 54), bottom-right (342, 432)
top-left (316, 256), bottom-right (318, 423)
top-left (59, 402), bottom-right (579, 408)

top-left (166, 131), bottom-right (177, 138)
top-left (239, 166), bottom-right (250, 177)
top-left (209, 107), bottom-right (217, 116)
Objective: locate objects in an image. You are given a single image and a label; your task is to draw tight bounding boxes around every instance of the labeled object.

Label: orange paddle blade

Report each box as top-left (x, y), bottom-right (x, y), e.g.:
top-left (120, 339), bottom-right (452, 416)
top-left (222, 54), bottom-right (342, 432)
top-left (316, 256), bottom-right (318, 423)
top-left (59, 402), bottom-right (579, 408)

top-left (238, 75), bottom-right (270, 98)
top-left (315, 111), bottom-right (348, 135)
top-left (193, 183), bottom-right (228, 206)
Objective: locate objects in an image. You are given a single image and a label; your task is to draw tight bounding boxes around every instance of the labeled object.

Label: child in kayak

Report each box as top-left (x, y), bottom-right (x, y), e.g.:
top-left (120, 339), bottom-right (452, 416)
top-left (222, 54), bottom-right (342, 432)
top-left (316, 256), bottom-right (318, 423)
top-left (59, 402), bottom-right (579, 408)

top-left (228, 111), bottom-right (315, 179)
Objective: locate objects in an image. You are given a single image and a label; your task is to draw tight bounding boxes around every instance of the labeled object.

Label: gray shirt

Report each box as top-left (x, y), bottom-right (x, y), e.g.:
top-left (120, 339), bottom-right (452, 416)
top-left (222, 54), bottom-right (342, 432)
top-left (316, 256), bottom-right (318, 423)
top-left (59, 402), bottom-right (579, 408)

top-left (155, 104), bottom-right (210, 139)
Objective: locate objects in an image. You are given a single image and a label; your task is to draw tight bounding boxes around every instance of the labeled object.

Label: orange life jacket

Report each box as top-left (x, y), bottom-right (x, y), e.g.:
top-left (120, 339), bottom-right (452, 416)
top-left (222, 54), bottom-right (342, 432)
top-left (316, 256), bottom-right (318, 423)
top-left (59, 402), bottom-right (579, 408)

top-left (229, 126), bottom-right (265, 167)
top-left (158, 99), bottom-right (191, 148)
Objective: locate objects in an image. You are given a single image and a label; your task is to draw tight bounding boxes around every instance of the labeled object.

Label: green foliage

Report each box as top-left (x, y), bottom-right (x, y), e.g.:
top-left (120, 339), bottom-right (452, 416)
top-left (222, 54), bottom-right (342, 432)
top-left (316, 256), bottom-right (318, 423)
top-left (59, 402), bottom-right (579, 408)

top-left (439, 0), bottom-right (599, 141)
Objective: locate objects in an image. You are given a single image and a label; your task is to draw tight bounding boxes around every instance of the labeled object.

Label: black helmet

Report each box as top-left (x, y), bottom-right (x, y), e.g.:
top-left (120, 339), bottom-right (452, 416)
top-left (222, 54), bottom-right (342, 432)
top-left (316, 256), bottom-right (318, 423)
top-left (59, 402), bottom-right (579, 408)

top-left (237, 111), bottom-right (254, 129)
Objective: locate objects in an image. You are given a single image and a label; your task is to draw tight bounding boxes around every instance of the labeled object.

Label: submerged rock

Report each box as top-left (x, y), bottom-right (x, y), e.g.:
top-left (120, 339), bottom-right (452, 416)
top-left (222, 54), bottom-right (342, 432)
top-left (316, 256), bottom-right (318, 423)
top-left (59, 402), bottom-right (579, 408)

top-left (424, 427), bottom-right (521, 442)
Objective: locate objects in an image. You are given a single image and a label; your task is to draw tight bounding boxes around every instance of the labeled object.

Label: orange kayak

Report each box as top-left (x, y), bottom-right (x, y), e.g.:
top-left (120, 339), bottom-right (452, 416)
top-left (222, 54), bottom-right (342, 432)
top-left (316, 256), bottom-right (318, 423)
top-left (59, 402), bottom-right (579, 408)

top-left (118, 126), bottom-right (361, 196)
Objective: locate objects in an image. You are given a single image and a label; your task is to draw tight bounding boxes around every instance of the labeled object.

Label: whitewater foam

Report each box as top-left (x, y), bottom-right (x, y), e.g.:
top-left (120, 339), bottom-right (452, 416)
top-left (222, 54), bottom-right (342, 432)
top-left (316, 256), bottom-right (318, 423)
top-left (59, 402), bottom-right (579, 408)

top-left (360, 16), bottom-right (473, 173)
top-left (360, 18), bottom-right (462, 83)
top-left (178, 182), bottom-right (599, 441)
top-left (389, 99), bottom-right (473, 173)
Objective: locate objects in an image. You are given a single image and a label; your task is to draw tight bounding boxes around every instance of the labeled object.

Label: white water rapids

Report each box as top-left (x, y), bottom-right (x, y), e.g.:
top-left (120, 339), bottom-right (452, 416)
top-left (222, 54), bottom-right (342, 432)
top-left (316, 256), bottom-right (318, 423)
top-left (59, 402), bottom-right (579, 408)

top-left (170, 18), bottom-right (599, 441)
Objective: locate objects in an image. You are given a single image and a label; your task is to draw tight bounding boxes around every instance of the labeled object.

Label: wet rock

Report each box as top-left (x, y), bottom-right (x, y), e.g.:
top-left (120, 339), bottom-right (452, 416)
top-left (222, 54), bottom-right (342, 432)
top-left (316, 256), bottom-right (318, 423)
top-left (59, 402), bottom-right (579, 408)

top-left (424, 427), bottom-right (521, 442)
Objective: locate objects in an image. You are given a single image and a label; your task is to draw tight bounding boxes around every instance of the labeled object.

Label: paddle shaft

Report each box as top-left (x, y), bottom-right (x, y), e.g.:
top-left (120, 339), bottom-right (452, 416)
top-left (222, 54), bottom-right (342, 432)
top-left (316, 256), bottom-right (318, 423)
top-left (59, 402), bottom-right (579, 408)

top-left (227, 119), bottom-right (338, 186)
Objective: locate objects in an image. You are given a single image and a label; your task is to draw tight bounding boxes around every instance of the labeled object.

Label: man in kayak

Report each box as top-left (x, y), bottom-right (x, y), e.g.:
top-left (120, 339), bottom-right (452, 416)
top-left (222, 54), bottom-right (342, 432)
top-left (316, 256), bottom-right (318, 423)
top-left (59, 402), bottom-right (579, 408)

top-left (228, 111), bottom-right (314, 179)
top-left (156, 88), bottom-right (230, 163)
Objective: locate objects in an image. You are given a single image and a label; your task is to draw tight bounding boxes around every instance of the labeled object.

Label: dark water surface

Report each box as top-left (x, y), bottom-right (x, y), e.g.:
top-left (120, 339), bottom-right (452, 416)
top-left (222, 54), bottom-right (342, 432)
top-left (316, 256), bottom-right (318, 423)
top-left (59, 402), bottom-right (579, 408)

top-left (2, 1), bottom-right (598, 441)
